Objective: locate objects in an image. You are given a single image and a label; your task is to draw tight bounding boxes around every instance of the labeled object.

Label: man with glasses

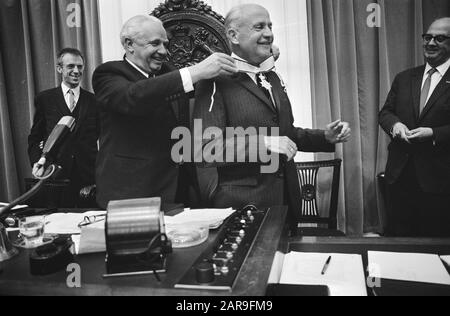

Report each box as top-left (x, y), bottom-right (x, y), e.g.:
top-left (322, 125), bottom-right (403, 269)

top-left (379, 18), bottom-right (450, 237)
top-left (28, 48), bottom-right (99, 208)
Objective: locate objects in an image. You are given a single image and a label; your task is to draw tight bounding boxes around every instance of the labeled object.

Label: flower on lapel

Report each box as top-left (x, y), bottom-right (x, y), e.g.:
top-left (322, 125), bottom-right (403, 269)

top-left (258, 73), bottom-right (272, 91)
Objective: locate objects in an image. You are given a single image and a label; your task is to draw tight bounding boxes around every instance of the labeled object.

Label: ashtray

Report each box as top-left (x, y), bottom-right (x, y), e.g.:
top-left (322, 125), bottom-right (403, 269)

top-left (166, 223), bottom-right (209, 249)
top-left (12, 234), bottom-right (58, 249)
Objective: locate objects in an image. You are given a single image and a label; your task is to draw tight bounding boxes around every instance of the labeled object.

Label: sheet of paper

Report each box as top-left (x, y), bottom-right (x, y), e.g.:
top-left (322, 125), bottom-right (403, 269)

top-left (368, 251), bottom-right (450, 285)
top-left (268, 251), bottom-right (285, 284)
top-left (279, 252), bottom-right (367, 296)
top-left (45, 210), bottom-right (106, 235)
top-left (0, 202), bottom-right (28, 211)
top-left (441, 256), bottom-right (450, 267)
top-left (78, 221), bottom-right (106, 255)
top-left (164, 208), bottom-right (235, 230)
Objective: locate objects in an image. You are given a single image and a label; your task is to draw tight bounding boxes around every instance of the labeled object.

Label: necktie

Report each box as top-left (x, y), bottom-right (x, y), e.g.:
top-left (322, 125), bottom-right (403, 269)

top-left (256, 72), bottom-right (276, 110)
top-left (68, 89), bottom-right (76, 112)
top-left (419, 68), bottom-right (437, 114)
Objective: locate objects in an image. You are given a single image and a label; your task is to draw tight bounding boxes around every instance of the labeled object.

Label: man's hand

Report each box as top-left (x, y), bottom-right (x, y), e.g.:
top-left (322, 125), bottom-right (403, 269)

top-left (189, 53), bottom-right (238, 83)
top-left (264, 136), bottom-right (298, 161)
top-left (80, 185), bottom-right (96, 199)
top-left (272, 45), bottom-right (280, 61)
top-left (325, 120), bottom-right (351, 144)
top-left (391, 122), bottom-right (411, 144)
top-left (32, 162), bottom-right (46, 178)
top-left (407, 127), bottom-right (434, 142)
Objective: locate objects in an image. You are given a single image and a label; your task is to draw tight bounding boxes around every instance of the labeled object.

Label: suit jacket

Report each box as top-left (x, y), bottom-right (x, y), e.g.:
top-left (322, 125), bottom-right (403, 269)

top-left (92, 59), bottom-right (190, 209)
top-left (28, 87), bottom-right (99, 187)
top-left (379, 65), bottom-right (450, 193)
top-left (193, 71), bottom-right (334, 221)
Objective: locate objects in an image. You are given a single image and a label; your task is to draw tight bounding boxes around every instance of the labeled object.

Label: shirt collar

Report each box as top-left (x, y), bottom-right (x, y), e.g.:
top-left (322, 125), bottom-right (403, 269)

top-left (61, 82), bottom-right (80, 96)
top-left (425, 58), bottom-right (450, 78)
top-left (125, 57), bottom-right (150, 78)
top-left (231, 53), bottom-right (275, 74)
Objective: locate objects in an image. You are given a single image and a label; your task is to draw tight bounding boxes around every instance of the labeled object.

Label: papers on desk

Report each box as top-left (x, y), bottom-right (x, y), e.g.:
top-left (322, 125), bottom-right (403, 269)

top-left (76, 220), bottom-right (106, 255)
top-left (0, 202), bottom-right (28, 211)
top-left (441, 256), bottom-right (450, 268)
top-left (278, 252), bottom-right (367, 296)
top-left (73, 208), bottom-right (235, 255)
top-left (45, 210), bottom-right (106, 235)
top-left (368, 251), bottom-right (450, 286)
top-left (164, 208), bottom-right (235, 230)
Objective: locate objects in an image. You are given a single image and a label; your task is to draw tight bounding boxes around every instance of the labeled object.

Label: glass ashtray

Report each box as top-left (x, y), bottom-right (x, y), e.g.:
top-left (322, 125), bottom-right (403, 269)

top-left (166, 224), bottom-right (209, 249)
top-left (12, 234), bottom-right (58, 249)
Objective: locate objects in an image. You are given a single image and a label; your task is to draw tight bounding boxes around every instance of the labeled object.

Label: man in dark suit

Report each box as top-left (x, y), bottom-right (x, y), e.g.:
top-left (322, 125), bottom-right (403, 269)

top-left (379, 18), bottom-right (450, 237)
top-left (192, 4), bottom-right (351, 223)
top-left (28, 48), bottom-right (99, 208)
top-left (92, 15), bottom-right (238, 209)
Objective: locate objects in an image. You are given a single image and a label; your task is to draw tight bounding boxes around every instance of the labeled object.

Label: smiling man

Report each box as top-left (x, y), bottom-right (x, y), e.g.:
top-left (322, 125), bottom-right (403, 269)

top-left (193, 4), bottom-right (350, 223)
top-left (379, 17), bottom-right (450, 237)
top-left (92, 15), bottom-right (238, 209)
top-left (28, 48), bottom-right (99, 207)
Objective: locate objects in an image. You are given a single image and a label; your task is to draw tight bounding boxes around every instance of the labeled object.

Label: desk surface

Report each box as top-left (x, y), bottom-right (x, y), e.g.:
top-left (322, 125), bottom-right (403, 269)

top-left (0, 206), bottom-right (288, 296)
top-left (287, 237), bottom-right (450, 296)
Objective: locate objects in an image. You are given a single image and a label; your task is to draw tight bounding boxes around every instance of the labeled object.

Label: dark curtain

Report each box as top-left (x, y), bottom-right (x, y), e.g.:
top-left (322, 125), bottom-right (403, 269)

top-left (307, 0), bottom-right (450, 236)
top-left (0, 0), bottom-right (101, 202)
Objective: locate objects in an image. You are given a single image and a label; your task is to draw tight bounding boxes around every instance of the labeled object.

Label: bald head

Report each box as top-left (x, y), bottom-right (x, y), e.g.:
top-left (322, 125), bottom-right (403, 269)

top-left (225, 4), bottom-right (268, 33)
top-left (120, 15), bottom-right (163, 47)
top-left (424, 17), bottom-right (450, 67)
top-left (224, 4), bottom-right (273, 66)
top-left (120, 15), bottom-right (168, 74)
top-left (429, 17), bottom-right (450, 32)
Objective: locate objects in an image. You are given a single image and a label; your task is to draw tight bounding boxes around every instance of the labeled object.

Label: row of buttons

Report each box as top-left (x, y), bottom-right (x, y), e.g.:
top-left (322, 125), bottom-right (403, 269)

top-left (195, 206), bottom-right (258, 282)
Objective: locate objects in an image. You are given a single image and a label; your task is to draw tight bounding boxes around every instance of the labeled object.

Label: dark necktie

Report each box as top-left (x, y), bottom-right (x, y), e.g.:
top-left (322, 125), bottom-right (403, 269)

top-left (419, 68), bottom-right (437, 114)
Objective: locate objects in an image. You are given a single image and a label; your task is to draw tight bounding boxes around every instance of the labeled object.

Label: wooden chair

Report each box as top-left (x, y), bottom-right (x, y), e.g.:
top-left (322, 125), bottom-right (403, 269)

top-left (151, 0), bottom-right (231, 69)
top-left (151, 0), bottom-right (228, 207)
top-left (294, 159), bottom-right (345, 237)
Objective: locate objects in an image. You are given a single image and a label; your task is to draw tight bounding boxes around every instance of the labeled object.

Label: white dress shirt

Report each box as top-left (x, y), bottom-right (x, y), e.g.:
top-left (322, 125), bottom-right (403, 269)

top-left (125, 57), bottom-right (194, 93)
top-left (421, 58), bottom-right (450, 104)
top-left (61, 83), bottom-right (80, 112)
top-left (231, 53), bottom-right (276, 84)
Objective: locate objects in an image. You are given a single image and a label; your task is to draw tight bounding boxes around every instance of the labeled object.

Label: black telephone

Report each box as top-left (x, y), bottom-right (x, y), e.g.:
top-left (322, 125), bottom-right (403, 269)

top-left (29, 236), bottom-right (74, 275)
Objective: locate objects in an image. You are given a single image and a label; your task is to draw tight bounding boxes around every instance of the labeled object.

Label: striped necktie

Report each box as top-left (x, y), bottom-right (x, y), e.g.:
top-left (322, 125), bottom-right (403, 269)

top-left (68, 89), bottom-right (76, 112)
top-left (419, 68), bottom-right (437, 114)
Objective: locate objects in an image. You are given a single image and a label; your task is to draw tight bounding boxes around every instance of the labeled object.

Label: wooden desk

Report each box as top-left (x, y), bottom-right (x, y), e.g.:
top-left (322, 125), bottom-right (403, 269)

top-left (286, 237), bottom-right (450, 296)
top-left (0, 206), bottom-right (287, 296)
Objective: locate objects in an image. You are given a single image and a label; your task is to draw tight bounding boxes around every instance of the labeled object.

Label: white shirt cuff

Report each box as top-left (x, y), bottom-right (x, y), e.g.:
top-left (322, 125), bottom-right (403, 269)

top-left (180, 68), bottom-right (194, 93)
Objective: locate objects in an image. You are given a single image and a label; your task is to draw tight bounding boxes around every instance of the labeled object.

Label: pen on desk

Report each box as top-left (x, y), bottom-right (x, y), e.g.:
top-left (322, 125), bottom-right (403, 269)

top-left (321, 256), bottom-right (332, 275)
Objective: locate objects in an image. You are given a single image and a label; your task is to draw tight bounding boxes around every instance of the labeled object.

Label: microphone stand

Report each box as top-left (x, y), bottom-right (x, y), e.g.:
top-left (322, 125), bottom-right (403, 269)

top-left (0, 164), bottom-right (61, 218)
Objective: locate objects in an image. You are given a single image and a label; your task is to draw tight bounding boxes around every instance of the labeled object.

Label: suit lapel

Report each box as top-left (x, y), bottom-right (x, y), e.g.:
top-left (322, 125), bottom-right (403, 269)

top-left (419, 68), bottom-right (450, 122)
top-left (267, 72), bottom-right (283, 112)
top-left (72, 89), bottom-right (89, 135)
top-left (235, 73), bottom-right (277, 114)
top-left (122, 59), bottom-right (179, 121)
top-left (411, 67), bottom-right (424, 123)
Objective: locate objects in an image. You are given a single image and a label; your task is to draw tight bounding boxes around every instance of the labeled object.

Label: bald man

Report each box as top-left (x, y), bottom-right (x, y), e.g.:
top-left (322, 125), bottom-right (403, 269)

top-left (193, 4), bottom-right (350, 221)
top-left (92, 15), bottom-right (238, 209)
top-left (379, 18), bottom-right (450, 237)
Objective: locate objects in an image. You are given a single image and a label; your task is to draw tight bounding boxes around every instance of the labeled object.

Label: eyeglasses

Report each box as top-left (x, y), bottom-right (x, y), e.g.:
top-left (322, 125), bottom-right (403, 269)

top-left (78, 215), bottom-right (106, 228)
top-left (422, 34), bottom-right (450, 44)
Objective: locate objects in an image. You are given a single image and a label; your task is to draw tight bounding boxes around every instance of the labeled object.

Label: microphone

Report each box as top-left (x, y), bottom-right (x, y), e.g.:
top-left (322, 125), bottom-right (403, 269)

top-left (35, 116), bottom-right (75, 170)
top-left (0, 117), bottom-right (74, 217)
